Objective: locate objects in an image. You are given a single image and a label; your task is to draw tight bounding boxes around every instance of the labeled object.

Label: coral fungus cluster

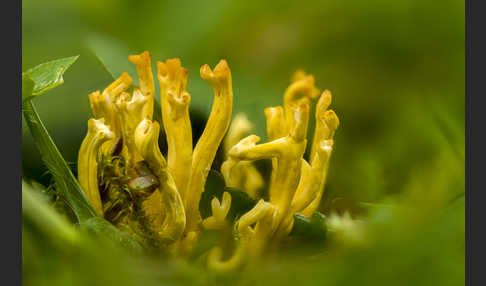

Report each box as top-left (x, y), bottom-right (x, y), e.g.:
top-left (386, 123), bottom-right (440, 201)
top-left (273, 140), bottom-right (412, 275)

top-left (77, 51), bottom-right (339, 270)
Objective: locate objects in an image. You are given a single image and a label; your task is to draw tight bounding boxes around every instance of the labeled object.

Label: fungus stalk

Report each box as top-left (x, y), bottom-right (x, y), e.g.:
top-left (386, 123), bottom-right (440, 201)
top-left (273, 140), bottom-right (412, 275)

top-left (157, 59), bottom-right (193, 201)
top-left (221, 113), bottom-right (264, 199)
top-left (202, 192), bottom-right (231, 230)
top-left (184, 60), bottom-right (233, 233)
top-left (78, 119), bottom-right (115, 216)
top-left (134, 119), bottom-right (186, 243)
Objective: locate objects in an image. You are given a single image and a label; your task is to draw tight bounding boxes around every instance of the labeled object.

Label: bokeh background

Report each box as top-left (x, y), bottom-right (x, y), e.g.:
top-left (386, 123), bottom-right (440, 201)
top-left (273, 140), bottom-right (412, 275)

top-left (22, 0), bottom-right (465, 285)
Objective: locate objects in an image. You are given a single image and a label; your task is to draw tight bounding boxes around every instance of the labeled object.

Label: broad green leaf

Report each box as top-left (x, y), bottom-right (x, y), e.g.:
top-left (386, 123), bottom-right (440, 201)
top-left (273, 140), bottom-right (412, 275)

top-left (290, 212), bottom-right (327, 241)
top-left (22, 100), bottom-right (98, 222)
top-left (23, 55), bottom-right (79, 98)
top-left (199, 170), bottom-right (258, 221)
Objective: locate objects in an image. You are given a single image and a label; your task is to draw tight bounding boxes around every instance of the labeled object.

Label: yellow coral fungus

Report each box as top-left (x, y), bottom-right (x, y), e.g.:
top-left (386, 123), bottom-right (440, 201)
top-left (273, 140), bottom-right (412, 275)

top-left (77, 52), bottom-right (339, 270)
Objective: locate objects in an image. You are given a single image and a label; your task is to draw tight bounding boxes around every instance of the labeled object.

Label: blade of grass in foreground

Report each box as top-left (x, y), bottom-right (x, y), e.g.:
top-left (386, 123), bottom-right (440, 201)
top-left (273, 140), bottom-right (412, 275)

top-left (22, 180), bottom-right (78, 245)
top-left (22, 99), bottom-right (98, 222)
top-left (22, 56), bottom-right (97, 222)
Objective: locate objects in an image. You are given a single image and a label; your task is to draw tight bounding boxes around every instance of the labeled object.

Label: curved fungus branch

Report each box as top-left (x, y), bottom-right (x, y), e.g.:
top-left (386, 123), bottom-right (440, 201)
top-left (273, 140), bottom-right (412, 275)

top-left (300, 110), bottom-right (339, 217)
top-left (264, 106), bottom-right (287, 193)
top-left (224, 113), bottom-right (253, 153)
top-left (283, 71), bottom-right (319, 129)
top-left (78, 118), bottom-right (115, 216)
top-left (134, 119), bottom-right (186, 243)
top-left (202, 192), bottom-right (232, 230)
top-left (221, 113), bottom-right (263, 198)
top-left (227, 104), bottom-right (309, 237)
top-left (128, 51), bottom-right (155, 119)
top-left (207, 200), bottom-right (276, 272)
top-left (157, 59), bottom-right (193, 201)
top-left (113, 89), bottom-right (148, 168)
top-left (184, 59), bottom-right (233, 233)
top-left (278, 106), bottom-right (340, 235)
top-left (310, 90), bottom-right (332, 162)
top-left (103, 72), bottom-right (133, 101)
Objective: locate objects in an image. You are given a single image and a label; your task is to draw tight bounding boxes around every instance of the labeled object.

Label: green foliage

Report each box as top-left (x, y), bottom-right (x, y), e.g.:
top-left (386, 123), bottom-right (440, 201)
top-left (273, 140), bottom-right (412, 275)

top-left (22, 57), bottom-right (143, 252)
top-left (22, 96), bottom-right (98, 222)
top-left (290, 212), bottom-right (327, 242)
top-left (22, 55), bottom-right (79, 99)
top-left (199, 170), bottom-right (257, 221)
top-left (87, 33), bottom-right (139, 84)
top-left (22, 181), bottom-right (78, 246)
top-left (22, 76), bottom-right (35, 102)
top-left (80, 217), bottom-right (143, 254)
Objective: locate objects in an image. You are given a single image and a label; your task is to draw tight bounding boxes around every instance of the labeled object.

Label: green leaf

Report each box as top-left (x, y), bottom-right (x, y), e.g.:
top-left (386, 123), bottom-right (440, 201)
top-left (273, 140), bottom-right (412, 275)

top-left (80, 217), bottom-right (142, 254)
top-left (86, 33), bottom-right (138, 82)
top-left (22, 100), bottom-right (98, 222)
top-left (23, 55), bottom-right (79, 98)
top-left (199, 170), bottom-right (226, 218)
top-left (199, 170), bottom-right (258, 221)
top-left (22, 75), bottom-right (35, 102)
top-left (290, 212), bottom-right (328, 241)
top-left (22, 180), bottom-right (78, 245)
top-left (22, 57), bottom-right (139, 250)
top-left (224, 187), bottom-right (258, 221)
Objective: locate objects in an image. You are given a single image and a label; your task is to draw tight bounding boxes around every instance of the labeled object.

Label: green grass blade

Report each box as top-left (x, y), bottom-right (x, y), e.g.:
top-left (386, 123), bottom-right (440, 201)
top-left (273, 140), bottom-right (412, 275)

top-left (22, 99), bottom-right (98, 222)
top-left (22, 180), bottom-right (78, 245)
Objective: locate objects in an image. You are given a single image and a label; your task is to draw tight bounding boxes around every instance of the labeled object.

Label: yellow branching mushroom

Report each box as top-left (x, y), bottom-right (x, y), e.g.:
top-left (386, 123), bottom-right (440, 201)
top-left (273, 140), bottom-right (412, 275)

top-left (207, 70), bottom-right (339, 270)
top-left (227, 103), bottom-right (309, 232)
top-left (77, 51), bottom-right (339, 271)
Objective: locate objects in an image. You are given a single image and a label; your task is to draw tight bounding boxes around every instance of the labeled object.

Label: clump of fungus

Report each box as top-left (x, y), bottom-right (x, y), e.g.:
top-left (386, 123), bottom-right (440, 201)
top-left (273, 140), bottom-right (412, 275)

top-left (77, 51), bottom-right (339, 270)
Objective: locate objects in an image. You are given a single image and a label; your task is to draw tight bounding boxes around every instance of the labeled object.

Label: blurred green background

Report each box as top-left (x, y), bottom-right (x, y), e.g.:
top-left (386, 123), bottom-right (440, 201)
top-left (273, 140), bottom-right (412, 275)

top-left (22, 0), bottom-right (464, 285)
